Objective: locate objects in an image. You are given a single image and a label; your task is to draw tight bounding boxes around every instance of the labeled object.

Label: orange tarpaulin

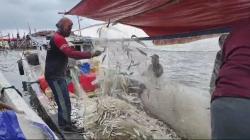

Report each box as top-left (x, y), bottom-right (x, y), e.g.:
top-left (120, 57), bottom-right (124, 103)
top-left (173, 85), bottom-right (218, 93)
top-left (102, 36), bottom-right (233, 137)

top-left (67, 0), bottom-right (250, 37)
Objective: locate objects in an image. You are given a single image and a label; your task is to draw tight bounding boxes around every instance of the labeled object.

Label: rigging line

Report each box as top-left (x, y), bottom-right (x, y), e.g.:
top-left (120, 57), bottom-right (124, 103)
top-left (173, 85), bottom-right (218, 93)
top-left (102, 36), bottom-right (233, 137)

top-left (72, 23), bottom-right (107, 32)
top-left (92, 27), bottom-right (231, 43)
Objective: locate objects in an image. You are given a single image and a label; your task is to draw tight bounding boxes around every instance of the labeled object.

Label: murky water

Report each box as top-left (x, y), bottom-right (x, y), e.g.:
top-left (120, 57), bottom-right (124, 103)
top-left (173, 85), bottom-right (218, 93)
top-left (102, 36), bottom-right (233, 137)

top-left (0, 50), bottom-right (24, 88)
top-left (156, 50), bottom-right (216, 96)
top-left (0, 50), bottom-right (29, 101)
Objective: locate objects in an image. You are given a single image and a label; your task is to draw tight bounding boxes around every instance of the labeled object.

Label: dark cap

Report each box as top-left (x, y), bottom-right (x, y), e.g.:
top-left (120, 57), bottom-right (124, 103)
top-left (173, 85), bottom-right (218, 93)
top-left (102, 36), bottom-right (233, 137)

top-left (151, 54), bottom-right (159, 59)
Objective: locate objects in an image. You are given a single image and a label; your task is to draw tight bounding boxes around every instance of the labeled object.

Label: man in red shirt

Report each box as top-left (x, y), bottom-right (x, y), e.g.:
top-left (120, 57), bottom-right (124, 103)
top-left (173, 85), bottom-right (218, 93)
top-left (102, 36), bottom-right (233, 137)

top-left (209, 34), bottom-right (228, 95)
top-left (211, 22), bottom-right (250, 139)
top-left (45, 17), bottom-right (101, 132)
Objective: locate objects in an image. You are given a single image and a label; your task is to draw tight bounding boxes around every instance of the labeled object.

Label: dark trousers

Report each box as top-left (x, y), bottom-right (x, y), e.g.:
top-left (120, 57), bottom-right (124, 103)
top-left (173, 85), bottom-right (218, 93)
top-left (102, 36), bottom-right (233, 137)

top-left (47, 78), bottom-right (72, 127)
top-left (211, 97), bottom-right (250, 139)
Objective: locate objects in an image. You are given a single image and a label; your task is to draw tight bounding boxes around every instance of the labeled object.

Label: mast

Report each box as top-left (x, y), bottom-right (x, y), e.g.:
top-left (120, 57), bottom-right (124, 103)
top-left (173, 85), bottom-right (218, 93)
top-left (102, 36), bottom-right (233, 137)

top-left (77, 16), bottom-right (81, 36)
top-left (27, 22), bottom-right (31, 35)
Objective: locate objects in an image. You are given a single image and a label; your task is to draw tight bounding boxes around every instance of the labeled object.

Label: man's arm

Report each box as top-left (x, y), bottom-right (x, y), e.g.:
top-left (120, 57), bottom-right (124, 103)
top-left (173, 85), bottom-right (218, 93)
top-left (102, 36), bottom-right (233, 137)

top-left (60, 46), bottom-right (92, 59)
top-left (54, 35), bottom-right (92, 59)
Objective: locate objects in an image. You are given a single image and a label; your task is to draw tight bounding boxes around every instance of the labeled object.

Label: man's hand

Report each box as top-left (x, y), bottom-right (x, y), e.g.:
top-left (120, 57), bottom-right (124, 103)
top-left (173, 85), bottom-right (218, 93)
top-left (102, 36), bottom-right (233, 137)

top-left (92, 50), bottom-right (102, 57)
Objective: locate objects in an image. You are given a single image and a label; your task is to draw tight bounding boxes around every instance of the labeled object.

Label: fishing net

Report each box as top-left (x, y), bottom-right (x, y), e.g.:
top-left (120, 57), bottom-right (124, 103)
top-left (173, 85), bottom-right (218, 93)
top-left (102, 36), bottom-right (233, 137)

top-left (95, 26), bottom-right (165, 95)
top-left (25, 24), bottom-right (213, 139)
top-left (73, 25), bottom-right (211, 139)
top-left (65, 26), bottom-right (180, 139)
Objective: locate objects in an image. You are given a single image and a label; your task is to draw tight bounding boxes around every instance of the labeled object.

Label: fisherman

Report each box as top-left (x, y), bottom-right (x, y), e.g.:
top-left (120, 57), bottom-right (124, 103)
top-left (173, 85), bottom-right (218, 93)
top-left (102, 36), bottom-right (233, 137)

top-left (45, 17), bottom-right (101, 133)
top-left (141, 54), bottom-right (163, 89)
top-left (148, 54), bottom-right (163, 78)
top-left (211, 22), bottom-right (250, 139)
top-left (209, 34), bottom-right (228, 95)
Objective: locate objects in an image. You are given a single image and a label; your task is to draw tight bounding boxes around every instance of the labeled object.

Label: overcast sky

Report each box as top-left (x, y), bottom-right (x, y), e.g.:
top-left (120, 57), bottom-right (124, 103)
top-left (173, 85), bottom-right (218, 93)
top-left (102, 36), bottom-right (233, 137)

top-left (0, 0), bottom-right (102, 34)
top-left (0, 0), bottom-right (147, 38)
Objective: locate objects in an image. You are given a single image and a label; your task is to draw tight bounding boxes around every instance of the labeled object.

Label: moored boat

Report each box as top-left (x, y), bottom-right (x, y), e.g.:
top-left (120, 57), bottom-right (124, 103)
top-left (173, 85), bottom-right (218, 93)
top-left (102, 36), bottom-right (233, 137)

top-left (0, 72), bottom-right (57, 139)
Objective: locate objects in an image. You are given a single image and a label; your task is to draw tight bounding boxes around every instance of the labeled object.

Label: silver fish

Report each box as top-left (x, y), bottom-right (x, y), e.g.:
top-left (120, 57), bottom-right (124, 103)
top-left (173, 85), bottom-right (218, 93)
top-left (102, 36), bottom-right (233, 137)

top-left (102, 54), bottom-right (107, 63)
top-left (136, 48), bottom-right (147, 56)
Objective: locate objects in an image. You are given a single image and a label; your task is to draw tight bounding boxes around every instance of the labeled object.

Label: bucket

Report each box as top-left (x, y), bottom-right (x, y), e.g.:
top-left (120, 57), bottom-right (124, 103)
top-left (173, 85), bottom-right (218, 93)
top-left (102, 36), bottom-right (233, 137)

top-left (67, 82), bottom-right (75, 94)
top-left (79, 73), bottom-right (97, 92)
top-left (80, 63), bottom-right (90, 74)
top-left (38, 76), bottom-right (49, 93)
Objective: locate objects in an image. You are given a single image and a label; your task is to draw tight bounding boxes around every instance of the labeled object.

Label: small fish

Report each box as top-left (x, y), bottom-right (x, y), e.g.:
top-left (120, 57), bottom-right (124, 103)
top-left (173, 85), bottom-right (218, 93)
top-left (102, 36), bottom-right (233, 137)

top-left (102, 47), bottom-right (107, 53)
top-left (127, 62), bottom-right (132, 70)
top-left (126, 50), bottom-right (129, 58)
top-left (127, 60), bottom-right (134, 70)
top-left (124, 47), bottom-right (133, 58)
top-left (119, 72), bottom-right (134, 75)
top-left (119, 72), bottom-right (127, 75)
top-left (102, 54), bottom-right (106, 63)
top-left (136, 40), bottom-right (148, 47)
top-left (127, 63), bottom-right (140, 70)
top-left (131, 62), bottom-right (140, 67)
top-left (136, 48), bottom-right (147, 56)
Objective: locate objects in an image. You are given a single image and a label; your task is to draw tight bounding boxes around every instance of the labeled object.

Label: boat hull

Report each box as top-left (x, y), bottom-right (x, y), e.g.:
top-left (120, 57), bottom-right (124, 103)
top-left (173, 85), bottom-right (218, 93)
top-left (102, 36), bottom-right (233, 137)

top-left (0, 72), bottom-right (57, 139)
top-left (140, 81), bottom-right (211, 139)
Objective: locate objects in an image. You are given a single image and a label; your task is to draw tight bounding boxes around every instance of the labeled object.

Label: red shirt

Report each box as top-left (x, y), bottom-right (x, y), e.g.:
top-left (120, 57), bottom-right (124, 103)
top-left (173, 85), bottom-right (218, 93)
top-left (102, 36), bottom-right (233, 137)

top-left (45, 32), bottom-right (91, 79)
top-left (53, 32), bottom-right (91, 59)
top-left (212, 24), bottom-right (250, 101)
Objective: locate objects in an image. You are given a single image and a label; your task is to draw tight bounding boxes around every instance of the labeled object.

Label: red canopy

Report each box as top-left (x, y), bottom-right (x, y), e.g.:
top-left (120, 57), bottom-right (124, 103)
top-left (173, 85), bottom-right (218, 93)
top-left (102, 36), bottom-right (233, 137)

top-left (67, 0), bottom-right (250, 37)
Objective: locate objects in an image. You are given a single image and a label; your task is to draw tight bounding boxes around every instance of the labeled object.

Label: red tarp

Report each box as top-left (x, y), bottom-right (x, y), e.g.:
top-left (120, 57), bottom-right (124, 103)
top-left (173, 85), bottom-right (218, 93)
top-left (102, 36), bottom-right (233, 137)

top-left (67, 0), bottom-right (250, 37)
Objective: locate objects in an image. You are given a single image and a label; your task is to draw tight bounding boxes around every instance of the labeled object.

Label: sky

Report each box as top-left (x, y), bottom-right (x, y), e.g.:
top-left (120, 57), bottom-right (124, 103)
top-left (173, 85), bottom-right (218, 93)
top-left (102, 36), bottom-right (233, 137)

top-left (0, 0), bottom-right (221, 50)
top-left (0, 0), bottom-right (148, 38)
top-left (0, 0), bottom-right (103, 35)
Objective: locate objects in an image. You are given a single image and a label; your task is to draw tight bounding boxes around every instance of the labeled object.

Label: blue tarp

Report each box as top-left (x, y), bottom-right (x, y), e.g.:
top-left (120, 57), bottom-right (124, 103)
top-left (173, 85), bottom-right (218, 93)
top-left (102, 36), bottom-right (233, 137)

top-left (32, 122), bottom-right (57, 140)
top-left (0, 110), bottom-right (26, 140)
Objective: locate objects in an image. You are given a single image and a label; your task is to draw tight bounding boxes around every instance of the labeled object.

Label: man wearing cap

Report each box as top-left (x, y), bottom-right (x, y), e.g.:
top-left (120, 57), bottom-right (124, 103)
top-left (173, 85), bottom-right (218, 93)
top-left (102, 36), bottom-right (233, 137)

top-left (142, 54), bottom-right (163, 89)
top-left (148, 54), bottom-right (163, 78)
top-left (45, 17), bottom-right (101, 132)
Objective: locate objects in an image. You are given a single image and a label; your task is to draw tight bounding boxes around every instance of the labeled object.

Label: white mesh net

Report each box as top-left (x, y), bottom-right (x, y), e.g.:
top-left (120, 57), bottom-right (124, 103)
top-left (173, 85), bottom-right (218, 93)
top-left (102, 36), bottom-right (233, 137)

top-left (68, 26), bottom-right (180, 139)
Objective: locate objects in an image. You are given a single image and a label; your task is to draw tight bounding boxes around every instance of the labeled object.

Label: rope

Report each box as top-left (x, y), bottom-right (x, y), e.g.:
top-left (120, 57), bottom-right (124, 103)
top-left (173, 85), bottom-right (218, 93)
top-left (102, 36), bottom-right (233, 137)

top-left (138, 27), bottom-right (231, 41)
top-left (1, 86), bottom-right (23, 97)
top-left (99, 27), bottom-right (231, 42)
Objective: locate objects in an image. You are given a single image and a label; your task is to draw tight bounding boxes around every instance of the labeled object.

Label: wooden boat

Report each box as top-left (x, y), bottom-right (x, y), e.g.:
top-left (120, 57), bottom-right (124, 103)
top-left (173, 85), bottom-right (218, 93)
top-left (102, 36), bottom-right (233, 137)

top-left (0, 72), bottom-right (58, 139)
top-left (18, 35), bottom-right (181, 139)
top-left (22, 74), bottom-right (84, 140)
top-left (17, 37), bottom-right (94, 139)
